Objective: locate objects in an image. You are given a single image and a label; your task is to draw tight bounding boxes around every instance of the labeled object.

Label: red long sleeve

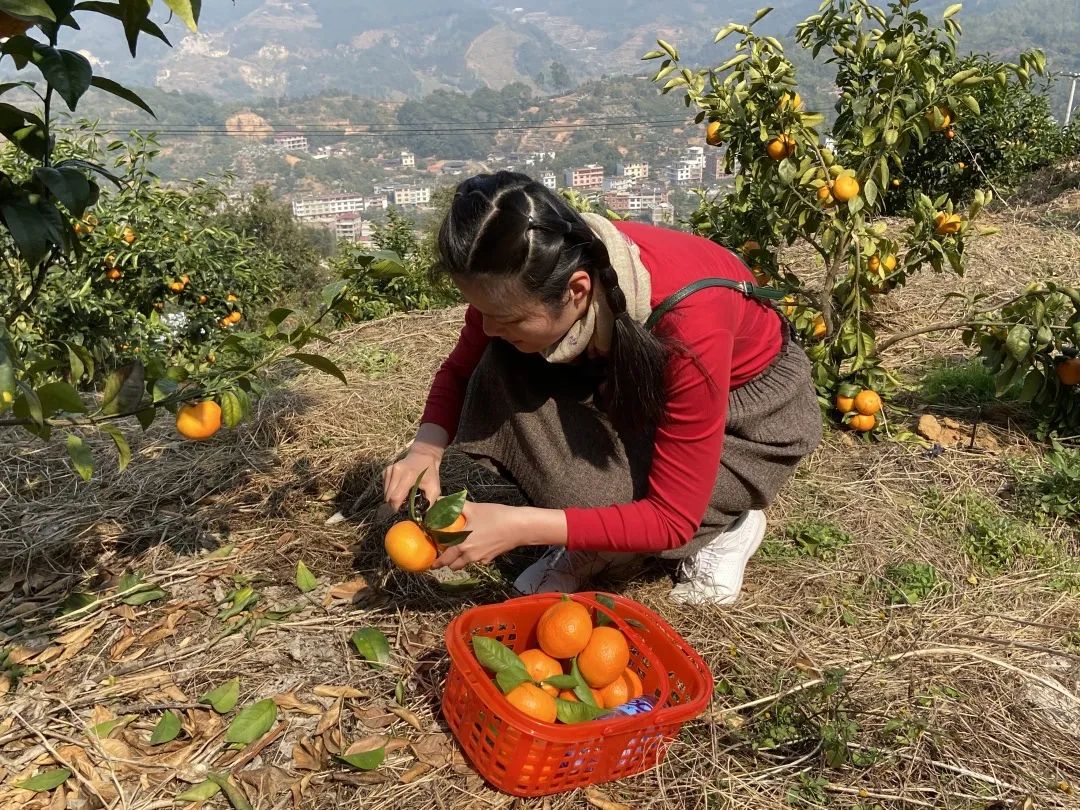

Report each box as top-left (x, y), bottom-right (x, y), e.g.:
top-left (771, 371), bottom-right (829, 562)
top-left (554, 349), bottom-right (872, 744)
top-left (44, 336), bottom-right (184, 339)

top-left (419, 220), bottom-right (782, 552)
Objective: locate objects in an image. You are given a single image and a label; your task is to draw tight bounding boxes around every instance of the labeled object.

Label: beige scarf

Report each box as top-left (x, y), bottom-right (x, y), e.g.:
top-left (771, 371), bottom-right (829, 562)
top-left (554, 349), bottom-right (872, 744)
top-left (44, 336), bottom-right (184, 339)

top-left (541, 212), bottom-right (652, 363)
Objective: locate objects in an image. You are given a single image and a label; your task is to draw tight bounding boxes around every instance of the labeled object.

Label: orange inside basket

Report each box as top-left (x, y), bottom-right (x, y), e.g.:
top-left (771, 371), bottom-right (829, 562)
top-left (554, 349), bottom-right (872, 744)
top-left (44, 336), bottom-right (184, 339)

top-left (442, 591), bottom-right (713, 797)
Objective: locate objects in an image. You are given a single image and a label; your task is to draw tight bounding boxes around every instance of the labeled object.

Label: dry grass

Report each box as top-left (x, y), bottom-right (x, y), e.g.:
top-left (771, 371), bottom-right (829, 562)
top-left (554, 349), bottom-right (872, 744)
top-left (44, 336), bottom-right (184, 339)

top-left (2, 207), bottom-right (1080, 810)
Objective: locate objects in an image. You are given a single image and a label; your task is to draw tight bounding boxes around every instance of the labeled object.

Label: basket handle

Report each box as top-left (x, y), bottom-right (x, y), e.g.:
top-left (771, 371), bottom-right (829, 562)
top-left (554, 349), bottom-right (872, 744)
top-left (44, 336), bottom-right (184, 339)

top-left (568, 593), bottom-right (672, 710)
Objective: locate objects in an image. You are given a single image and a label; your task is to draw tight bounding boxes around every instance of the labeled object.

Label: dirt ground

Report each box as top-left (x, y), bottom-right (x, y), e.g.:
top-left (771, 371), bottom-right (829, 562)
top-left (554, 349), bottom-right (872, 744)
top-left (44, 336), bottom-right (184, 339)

top-left (2, 198), bottom-right (1080, 810)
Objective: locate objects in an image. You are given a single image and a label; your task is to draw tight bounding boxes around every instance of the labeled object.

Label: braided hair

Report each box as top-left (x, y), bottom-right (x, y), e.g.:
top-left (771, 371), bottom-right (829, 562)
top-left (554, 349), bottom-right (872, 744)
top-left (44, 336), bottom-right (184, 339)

top-left (435, 171), bottom-right (668, 435)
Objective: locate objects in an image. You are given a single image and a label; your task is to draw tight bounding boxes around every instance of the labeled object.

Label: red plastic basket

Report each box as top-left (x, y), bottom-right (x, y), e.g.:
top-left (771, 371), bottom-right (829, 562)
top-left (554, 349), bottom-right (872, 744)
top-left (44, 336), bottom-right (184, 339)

top-left (441, 591), bottom-right (713, 797)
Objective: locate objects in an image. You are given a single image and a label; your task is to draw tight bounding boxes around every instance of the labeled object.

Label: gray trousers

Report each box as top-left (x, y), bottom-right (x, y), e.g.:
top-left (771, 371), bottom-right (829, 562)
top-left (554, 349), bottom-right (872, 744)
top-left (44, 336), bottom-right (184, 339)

top-left (452, 327), bottom-right (822, 559)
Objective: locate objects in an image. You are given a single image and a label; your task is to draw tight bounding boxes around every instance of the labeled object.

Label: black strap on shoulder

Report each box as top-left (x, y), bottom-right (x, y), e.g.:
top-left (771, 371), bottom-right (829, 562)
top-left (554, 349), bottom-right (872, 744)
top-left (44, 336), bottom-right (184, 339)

top-left (644, 278), bottom-right (789, 331)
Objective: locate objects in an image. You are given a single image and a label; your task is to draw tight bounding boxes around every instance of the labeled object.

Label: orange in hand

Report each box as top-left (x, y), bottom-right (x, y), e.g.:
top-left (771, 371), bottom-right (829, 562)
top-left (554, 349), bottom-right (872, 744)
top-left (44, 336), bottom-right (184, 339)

top-left (384, 520), bottom-right (438, 572)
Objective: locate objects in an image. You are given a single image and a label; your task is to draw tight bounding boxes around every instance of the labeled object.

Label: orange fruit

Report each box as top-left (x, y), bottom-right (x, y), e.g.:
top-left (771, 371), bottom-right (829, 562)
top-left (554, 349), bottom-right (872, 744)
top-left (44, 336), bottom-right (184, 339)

top-left (198, 294), bottom-right (208, 304)
top-left (925, 106), bottom-right (952, 131)
top-left (1057, 358), bottom-right (1080, 386)
top-left (169, 281), bottom-right (185, 293)
top-left (536, 600), bottom-right (593, 659)
top-left (831, 175), bottom-right (859, 202)
top-left (106, 268), bottom-right (122, 281)
top-left (558, 688), bottom-right (604, 705)
top-left (882, 255), bottom-right (897, 272)
top-left (766, 134), bottom-right (796, 160)
top-left (384, 520), bottom-right (437, 572)
top-left (778, 92), bottom-right (802, 111)
top-left (835, 394), bottom-right (856, 414)
top-left (175, 400), bottom-right (222, 441)
top-left (153, 301), bottom-right (164, 311)
top-left (849, 413), bottom-right (875, 432)
top-left (853, 390), bottom-right (882, 416)
top-left (817, 185), bottom-right (835, 208)
top-left (227, 293), bottom-right (239, 302)
top-left (445, 513), bottom-right (467, 532)
top-left (740, 240), bottom-right (760, 255)
top-left (577, 626), bottom-right (630, 688)
top-left (705, 120), bottom-right (723, 147)
top-left (518, 649), bottom-right (563, 697)
top-left (121, 226), bottom-right (136, 244)
top-left (868, 255), bottom-right (881, 273)
top-left (505, 682), bottom-right (557, 723)
top-left (934, 212), bottom-right (962, 235)
top-left (597, 672), bottom-right (630, 708)
top-left (891, 178), bottom-right (901, 188)
top-left (0, 12), bottom-right (32, 37)
top-left (180, 274), bottom-right (190, 284)
top-left (945, 127), bottom-right (956, 140)
top-left (623, 668), bottom-right (643, 699)
top-left (227, 310), bottom-right (242, 324)
top-left (812, 315), bottom-right (827, 340)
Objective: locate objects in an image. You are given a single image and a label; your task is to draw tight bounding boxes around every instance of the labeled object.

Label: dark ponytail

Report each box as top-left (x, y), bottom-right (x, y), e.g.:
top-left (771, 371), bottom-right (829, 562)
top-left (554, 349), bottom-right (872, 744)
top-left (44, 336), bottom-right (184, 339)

top-left (436, 171), bottom-right (669, 436)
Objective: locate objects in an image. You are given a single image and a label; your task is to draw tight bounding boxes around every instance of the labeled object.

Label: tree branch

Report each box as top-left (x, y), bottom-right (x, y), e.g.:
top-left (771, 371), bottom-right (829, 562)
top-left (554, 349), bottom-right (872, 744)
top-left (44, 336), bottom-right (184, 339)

top-left (875, 319), bottom-right (974, 353)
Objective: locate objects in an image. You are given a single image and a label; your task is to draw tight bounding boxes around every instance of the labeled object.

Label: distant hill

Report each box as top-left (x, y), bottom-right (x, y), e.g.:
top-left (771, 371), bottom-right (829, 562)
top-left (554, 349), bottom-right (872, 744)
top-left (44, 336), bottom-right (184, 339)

top-left (19, 0), bottom-right (1079, 110)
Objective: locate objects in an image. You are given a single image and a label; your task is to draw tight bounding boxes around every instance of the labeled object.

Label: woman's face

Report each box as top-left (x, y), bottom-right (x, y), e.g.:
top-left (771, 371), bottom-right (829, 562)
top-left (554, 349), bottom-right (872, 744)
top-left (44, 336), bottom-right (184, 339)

top-left (455, 270), bottom-right (592, 354)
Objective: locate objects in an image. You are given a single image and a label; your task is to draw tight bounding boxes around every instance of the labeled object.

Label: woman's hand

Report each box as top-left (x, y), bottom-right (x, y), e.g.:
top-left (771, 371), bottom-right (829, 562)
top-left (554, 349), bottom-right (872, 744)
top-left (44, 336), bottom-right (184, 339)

top-left (383, 448), bottom-right (442, 511)
top-left (434, 503), bottom-right (568, 571)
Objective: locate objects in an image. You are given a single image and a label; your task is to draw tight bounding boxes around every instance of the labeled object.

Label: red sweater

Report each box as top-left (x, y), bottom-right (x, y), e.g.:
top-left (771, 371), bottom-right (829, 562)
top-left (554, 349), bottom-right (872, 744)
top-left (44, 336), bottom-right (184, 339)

top-left (420, 220), bottom-right (783, 552)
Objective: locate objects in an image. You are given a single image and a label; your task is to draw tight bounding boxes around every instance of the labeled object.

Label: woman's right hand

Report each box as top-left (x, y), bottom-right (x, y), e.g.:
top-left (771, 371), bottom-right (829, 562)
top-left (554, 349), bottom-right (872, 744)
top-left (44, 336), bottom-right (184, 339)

top-left (383, 448), bottom-right (443, 512)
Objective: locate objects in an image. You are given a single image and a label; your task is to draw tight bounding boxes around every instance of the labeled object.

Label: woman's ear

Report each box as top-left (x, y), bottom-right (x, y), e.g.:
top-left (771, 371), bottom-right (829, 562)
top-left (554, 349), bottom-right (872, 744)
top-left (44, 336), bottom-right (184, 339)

top-left (566, 269), bottom-right (592, 309)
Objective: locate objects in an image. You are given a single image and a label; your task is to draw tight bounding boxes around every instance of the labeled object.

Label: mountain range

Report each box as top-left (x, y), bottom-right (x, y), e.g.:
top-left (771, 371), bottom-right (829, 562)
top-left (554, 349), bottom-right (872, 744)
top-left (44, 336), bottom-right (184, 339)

top-left (57, 0), bottom-right (1079, 102)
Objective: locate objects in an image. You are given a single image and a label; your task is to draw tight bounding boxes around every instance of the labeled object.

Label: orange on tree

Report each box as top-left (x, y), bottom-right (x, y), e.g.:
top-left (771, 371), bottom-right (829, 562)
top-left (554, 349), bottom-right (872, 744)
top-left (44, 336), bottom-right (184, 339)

top-left (227, 293), bottom-right (239, 302)
top-left (835, 393), bottom-right (856, 414)
top-left (945, 127), bottom-right (956, 140)
top-left (891, 178), bottom-right (902, 187)
top-left (106, 268), bottom-right (122, 281)
top-left (934, 212), bottom-right (963, 235)
top-left (168, 281), bottom-right (185, 293)
top-left (831, 175), bottom-right (859, 203)
top-left (740, 240), bottom-right (760, 254)
top-left (817, 185), bottom-right (835, 208)
top-left (517, 649), bottom-right (563, 697)
top-left (577, 626), bottom-right (631, 688)
top-left (121, 226), bottom-right (136, 244)
top-left (536, 599), bottom-right (592, 659)
top-left (853, 389), bottom-right (882, 416)
top-left (175, 400), bottom-right (222, 441)
top-left (198, 294), bottom-right (209, 304)
top-left (777, 92), bottom-right (802, 111)
top-left (924, 105), bottom-right (952, 131)
top-left (849, 413), bottom-right (875, 432)
top-left (766, 133), bottom-right (796, 160)
top-left (180, 274), bottom-right (190, 284)
top-left (505, 682), bottom-right (557, 723)
top-left (227, 310), bottom-right (242, 324)
top-left (384, 520), bottom-right (438, 572)
top-left (881, 255), bottom-right (897, 273)
top-left (1057, 358), bottom-right (1080, 386)
top-left (0, 12), bottom-right (32, 37)
top-left (812, 314), bottom-right (827, 340)
top-left (705, 120), bottom-right (723, 147)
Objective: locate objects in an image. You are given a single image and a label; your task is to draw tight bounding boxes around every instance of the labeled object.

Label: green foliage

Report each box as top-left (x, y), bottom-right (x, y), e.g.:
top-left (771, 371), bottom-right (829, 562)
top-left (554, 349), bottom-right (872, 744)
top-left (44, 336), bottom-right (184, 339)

top-left (926, 489), bottom-right (1051, 573)
top-left (396, 83), bottom-right (536, 158)
top-left (919, 358), bottom-right (998, 407)
top-left (784, 520), bottom-right (854, 559)
top-left (1013, 445), bottom-right (1080, 525)
top-left (962, 283), bottom-right (1080, 434)
top-left (884, 54), bottom-right (1080, 211)
top-left (879, 561), bottom-right (942, 605)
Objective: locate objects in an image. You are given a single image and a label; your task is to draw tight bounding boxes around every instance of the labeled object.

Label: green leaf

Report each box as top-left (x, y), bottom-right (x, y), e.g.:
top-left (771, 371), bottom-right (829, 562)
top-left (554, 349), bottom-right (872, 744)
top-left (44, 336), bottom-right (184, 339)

top-left (99, 360), bottom-right (144, 415)
top-left (422, 488), bottom-right (467, 531)
top-left (73, 2), bottom-right (171, 45)
top-left (161, 0), bottom-right (199, 30)
top-left (151, 376), bottom-right (177, 404)
top-left (17, 768), bottom-right (71, 792)
top-left (225, 699), bottom-right (277, 747)
top-left (495, 667), bottom-right (531, 694)
top-left (65, 341), bottom-right (93, 383)
top-left (594, 593), bottom-right (616, 627)
top-left (88, 75), bottom-right (154, 116)
top-left (571, 659), bottom-right (597, 706)
top-left (427, 528), bottom-right (470, 547)
top-left (556, 698), bottom-right (607, 724)
top-left (199, 678), bottom-right (240, 714)
top-left (219, 389), bottom-right (246, 429)
top-left (176, 781), bottom-right (220, 802)
top-left (961, 94), bottom-right (980, 115)
top-left (471, 635), bottom-right (524, 674)
top-left (34, 166), bottom-right (92, 216)
top-left (407, 469), bottom-right (425, 523)
top-left (1, 196), bottom-right (55, 264)
top-left (207, 773), bottom-right (252, 810)
top-left (92, 714), bottom-right (135, 738)
top-left (543, 674), bottom-right (579, 689)
top-left (30, 46), bottom-right (92, 110)
top-left (943, 3), bottom-right (962, 19)
top-left (59, 591), bottom-right (97, 615)
top-left (66, 434), bottom-right (94, 482)
top-left (752, 6), bottom-right (773, 24)
top-left (288, 352), bottom-right (347, 385)
top-left (336, 747), bottom-right (385, 771)
top-left (351, 627), bottom-right (390, 669)
top-left (150, 710), bottom-right (182, 744)
top-left (295, 560), bottom-right (317, 593)
top-left (122, 584), bottom-right (166, 605)
top-left (36, 381), bottom-right (86, 415)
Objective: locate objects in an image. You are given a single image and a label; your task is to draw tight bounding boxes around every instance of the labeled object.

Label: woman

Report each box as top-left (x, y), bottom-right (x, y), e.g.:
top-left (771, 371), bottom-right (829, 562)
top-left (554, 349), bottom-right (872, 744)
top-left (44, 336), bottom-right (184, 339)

top-left (382, 171), bottom-right (822, 604)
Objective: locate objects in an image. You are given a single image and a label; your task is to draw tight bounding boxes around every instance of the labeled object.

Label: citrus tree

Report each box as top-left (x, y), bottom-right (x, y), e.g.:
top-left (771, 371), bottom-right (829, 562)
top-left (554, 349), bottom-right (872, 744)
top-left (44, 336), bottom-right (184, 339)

top-left (644, 0), bottom-right (1078, 435)
top-left (0, 0), bottom-right (356, 478)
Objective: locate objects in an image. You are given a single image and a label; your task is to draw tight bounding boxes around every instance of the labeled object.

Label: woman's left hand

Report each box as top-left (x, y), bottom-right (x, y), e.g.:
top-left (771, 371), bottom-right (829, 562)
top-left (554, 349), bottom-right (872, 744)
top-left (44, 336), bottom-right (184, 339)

top-left (433, 502), bottom-right (566, 571)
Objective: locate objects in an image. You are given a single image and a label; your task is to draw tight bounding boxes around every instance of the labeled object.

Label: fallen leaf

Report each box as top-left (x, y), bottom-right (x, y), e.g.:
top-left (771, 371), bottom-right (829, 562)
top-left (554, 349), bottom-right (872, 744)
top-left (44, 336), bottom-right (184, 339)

top-left (585, 789), bottom-right (632, 810)
top-left (161, 684), bottom-right (189, 702)
top-left (344, 736), bottom-right (387, 756)
top-left (6, 646), bottom-right (37, 665)
top-left (236, 766), bottom-right (292, 799)
top-left (0, 674), bottom-right (10, 696)
top-left (314, 698), bottom-right (342, 736)
top-left (291, 737), bottom-right (324, 771)
top-left (273, 693), bottom-right (322, 715)
top-left (321, 727), bottom-right (344, 755)
top-left (384, 737), bottom-right (411, 754)
top-left (108, 629), bottom-right (137, 662)
top-left (410, 734), bottom-right (452, 767)
top-left (90, 706), bottom-right (114, 727)
top-left (275, 532), bottom-right (295, 549)
top-left (97, 739), bottom-right (132, 760)
top-left (324, 578), bottom-right (368, 605)
top-left (27, 647), bottom-right (63, 666)
top-left (312, 685), bottom-right (366, 700)
top-left (351, 707), bottom-right (396, 729)
top-left (399, 763), bottom-right (432, 784)
top-left (388, 706), bottom-right (423, 731)
top-left (114, 605), bottom-right (137, 621)
top-left (56, 617), bottom-right (107, 647)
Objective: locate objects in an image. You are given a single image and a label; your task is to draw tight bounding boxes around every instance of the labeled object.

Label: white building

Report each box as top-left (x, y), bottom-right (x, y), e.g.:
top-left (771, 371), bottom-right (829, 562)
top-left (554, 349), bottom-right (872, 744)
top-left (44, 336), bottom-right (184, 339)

top-left (392, 186), bottom-right (432, 207)
top-left (628, 190), bottom-right (669, 211)
top-left (364, 196), bottom-right (389, 210)
top-left (540, 171), bottom-right (558, 189)
top-left (273, 132), bottom-right (309, 152)
top-left (684, 146), bottom-right (706, 169)
top-left (603, 176), bottom-right (634, 192)
top-left (667, 159), bottom-right (704, 187)
top-left (400, 150), bottom-right (416, 168)
top-left (292, 193), bottom-right (364, 219)
top-left (617, 161), bottom-right (650, 180)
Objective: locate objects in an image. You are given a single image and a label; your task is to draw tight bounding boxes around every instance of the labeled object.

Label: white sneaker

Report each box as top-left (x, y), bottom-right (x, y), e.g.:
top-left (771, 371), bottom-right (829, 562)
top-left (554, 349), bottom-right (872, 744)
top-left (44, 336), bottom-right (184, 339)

top-left (513, 548), bottom-right (639, 595)
top-left (668, 510), bottom-right (766, 606)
